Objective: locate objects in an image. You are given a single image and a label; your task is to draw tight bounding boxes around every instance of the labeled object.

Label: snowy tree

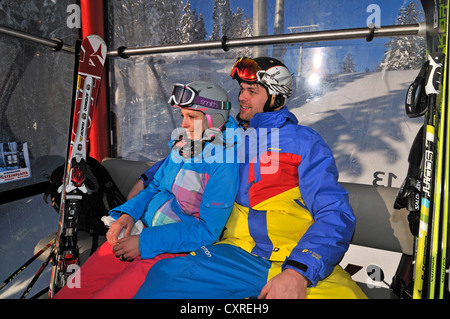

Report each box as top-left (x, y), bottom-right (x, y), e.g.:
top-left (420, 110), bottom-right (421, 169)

top-left (193, 10), bottom-right (207, 42)
top-left (210, 0), bottom-right (221, 41)
top-left (157, 0), bottom-right (183, 44)
top-left (232, 7), bottom-right (253, 56)
top-left (108, 0), bottom-right (178, 46)
top-left (210, 0), bottom-right (252, 40)
top-left (378, 2), bottom-right (425, 71)
top-left (108, 0), bottom-right (210, 46)
top-left (209, 0), bottom-right (253, 56)
top-left (340, 53), bottom-right (356, 73)
top-left (180, 1), bottom-right (195, 43)
top-left (232, 7), bottom-right (253, 38)
top-left (220, 0), bottom-right (233, 38)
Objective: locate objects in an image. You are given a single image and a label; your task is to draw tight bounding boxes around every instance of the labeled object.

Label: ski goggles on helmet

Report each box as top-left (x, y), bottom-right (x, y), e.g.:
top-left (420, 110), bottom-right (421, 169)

top-left (230, 57), bottom-right (262, 82)
top-left (168, 83), bottom-right (230, 111)
top-left (230, 57), bottom-right (293, 98)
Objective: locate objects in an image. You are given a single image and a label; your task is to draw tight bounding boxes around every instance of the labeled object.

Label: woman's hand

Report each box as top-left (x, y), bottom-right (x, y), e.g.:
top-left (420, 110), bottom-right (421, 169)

top-left (106, 214), bottom-right (135, 247)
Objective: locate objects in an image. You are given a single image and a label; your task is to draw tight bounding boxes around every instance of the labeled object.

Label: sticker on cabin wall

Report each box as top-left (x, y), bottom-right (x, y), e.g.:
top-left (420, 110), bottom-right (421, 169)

top-left (0, 142), bottom-right (31, 184)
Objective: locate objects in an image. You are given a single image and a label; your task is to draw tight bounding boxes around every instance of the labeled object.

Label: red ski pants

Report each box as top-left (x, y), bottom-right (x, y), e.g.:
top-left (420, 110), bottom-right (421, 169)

top-left (53, 241), bottom-right (186, 299)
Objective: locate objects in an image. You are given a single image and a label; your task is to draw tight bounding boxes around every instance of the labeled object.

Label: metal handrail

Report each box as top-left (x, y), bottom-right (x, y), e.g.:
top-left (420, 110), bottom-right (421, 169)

top-left (108, 23), bottom-right (424, 58)
top-left (0, 25), bottom-right (76, 53)
top-left (0, 23), bottom-right (425, 58)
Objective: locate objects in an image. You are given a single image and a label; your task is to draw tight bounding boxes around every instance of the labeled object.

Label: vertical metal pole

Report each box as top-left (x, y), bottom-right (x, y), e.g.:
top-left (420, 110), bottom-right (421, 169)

top-left (253, 0), bottom-right (268, 57)
top-left (273, 0), bottom-right (285, 60)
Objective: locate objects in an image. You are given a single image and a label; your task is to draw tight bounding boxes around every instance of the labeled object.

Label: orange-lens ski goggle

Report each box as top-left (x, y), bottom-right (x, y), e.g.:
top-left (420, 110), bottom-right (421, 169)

top-left (230, 57), bottom-right (262, 82)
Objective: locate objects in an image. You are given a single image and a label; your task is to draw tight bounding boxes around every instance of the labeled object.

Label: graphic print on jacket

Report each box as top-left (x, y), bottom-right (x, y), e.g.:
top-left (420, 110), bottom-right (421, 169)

top-left (152, 169), bottom-right (210, 226)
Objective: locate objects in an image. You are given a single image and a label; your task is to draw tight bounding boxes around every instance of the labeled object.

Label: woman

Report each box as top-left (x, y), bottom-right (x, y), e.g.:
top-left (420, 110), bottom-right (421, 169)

top-left (54, 81), bottom-right (239, 299)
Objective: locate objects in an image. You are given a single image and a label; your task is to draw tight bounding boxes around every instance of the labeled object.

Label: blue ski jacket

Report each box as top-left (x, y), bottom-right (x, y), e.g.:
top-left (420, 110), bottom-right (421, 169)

top-left (219, 107), bottom-right (355, 286)
top-left (109, 117), bottom-right (240, 259)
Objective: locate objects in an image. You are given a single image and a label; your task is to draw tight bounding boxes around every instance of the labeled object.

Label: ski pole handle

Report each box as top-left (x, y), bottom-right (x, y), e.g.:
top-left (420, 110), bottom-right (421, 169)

top-left (425, 52), bottom-right (445, 96)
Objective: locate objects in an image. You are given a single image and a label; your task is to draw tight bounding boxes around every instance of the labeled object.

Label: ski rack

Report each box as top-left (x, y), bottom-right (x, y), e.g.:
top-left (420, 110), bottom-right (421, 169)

top-left (1, 23), bottom-right (425, 58)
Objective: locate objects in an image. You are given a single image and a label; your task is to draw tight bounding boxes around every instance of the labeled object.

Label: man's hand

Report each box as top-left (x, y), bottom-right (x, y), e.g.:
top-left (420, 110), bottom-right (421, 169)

top-left (112, 235), bottom-right (140, 261)
top-left (258, 268), bottom-right (308, 299)
top-left (106, 214), bottom-right (135, 246)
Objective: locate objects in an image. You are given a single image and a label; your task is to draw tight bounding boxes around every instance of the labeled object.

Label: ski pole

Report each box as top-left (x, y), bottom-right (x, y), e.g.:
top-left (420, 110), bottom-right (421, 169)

top-left (413, 52), bottom-right (445, 299)
top-left (425, 52), bottom-right (445, 299)
top-left (20, 247), bottom-right (54, 299)
top-left (0, 237), bottom-right (55, 291)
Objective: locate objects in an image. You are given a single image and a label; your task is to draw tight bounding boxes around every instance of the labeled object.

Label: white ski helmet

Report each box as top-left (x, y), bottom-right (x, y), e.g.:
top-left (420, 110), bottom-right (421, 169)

top-left (168, 81), bottom-right (231, 131)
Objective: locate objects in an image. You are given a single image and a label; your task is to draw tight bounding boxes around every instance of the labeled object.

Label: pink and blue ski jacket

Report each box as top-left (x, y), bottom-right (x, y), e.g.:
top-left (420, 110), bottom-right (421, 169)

top-left (109, 117), bottom-right (240, 259)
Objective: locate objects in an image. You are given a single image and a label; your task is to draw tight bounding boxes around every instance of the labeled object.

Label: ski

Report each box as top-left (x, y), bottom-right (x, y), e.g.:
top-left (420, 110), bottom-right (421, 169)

top-left (438, 39), bottom-right (449, 299)
top-left (48, 35), bottom-right (107, 298)
top-left (436, 3), bottom-right (449, 298)
top-left (409, 0), bottom-right (449, 299)
top-left (427, 0), bottom-right (449, 299)
top-left (427, 54), bottom-right (445, 298)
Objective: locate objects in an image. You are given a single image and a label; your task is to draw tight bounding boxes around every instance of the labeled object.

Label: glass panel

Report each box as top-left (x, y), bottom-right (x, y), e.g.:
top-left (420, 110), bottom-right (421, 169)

top-left (107, 0), bottom-right (425, 187)
top-left (0, 193), bottom-right (57, 299)
top-left (0, 0), bottom-right (80, 299)
top-left (0, 0), bottom-right (79, 192)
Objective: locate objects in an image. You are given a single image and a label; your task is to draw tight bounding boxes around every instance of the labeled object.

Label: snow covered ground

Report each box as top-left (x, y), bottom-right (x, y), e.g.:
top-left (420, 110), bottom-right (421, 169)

top-left (289, 69), bottom-right (423, 186)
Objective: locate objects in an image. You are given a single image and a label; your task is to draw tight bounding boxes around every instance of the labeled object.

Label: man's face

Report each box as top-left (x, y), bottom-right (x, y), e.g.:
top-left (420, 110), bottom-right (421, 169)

top-left (238, 82), bottom-right (268, 122)
top-left (180, 108), bottom-right (204, 140)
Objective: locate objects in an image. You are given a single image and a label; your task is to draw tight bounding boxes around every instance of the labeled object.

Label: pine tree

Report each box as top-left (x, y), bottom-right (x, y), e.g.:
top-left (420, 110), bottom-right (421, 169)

top-left (221, 0), bottom-right (233, 38)
top-left (210, 0), bottom-right (221, 41)
top-left (340, 53), bottom-right (356, 73)
top-left (232, 7), bottom-right (253, 56)
top-left (180, 1), bottom-right (195, 43)
top-left (232, 7), bottom-right (253, 38)
top-left (158, 0), bottom-right (183, 44)
top-left (208, 0), bottom-right (253, 56)
top-left (193, 10), bottom-right (207, 42)
top-left (378, 1), bottom-right (425, 71)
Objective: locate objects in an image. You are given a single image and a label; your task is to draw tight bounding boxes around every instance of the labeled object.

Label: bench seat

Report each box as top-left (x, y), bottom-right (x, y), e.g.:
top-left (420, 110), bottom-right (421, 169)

top-left (101, 157), bottom-right (413, 299)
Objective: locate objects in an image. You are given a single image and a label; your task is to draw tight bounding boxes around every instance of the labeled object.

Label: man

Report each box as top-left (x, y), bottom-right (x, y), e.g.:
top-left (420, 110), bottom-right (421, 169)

top-left (134, 57), bottom-right (366, 299)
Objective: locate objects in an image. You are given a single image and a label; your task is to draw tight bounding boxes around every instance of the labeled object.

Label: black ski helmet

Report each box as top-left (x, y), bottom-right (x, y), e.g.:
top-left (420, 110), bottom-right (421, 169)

top-left (230, 57), bottom-right (293, 112)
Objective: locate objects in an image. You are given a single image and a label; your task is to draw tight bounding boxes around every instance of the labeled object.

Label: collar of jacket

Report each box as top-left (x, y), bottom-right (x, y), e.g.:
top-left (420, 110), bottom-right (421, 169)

top-left (169, 115), bottom-right (239, 161)
top-left (246, 106), bottom-right (298, 129)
